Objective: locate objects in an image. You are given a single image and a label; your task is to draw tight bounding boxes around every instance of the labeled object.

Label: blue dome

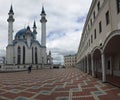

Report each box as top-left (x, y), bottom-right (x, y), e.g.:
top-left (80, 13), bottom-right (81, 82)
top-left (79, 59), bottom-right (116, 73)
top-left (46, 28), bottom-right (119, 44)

top-left (15, 28), bottom-right (34, 39)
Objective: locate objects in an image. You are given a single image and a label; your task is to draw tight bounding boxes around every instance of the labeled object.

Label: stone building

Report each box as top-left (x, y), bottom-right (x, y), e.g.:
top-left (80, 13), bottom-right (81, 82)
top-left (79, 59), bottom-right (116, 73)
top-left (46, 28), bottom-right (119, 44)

top-left (64, 54), bottom-right (76, 68)
top-left (77, 0), bottom-right (120, 87)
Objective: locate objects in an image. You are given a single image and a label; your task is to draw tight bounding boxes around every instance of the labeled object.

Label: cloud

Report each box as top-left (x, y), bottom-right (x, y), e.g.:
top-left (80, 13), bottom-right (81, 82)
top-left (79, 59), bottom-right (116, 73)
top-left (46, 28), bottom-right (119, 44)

top-left (0, 0), bottom-right (92, 64)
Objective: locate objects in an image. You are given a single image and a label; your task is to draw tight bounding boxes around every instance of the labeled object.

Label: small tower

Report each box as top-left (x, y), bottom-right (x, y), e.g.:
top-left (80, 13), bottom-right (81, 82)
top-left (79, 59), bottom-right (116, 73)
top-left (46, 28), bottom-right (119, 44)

top-left (40, 6), bottom-right (47, 47)
top-left (26, 26), bottom-right (31, 47)
top-left (33, 20), bottom-right (37, 39)
top-left (7, 5), bottom-right (15, 45)
top-left (49, 51), bottom-right (51, 56)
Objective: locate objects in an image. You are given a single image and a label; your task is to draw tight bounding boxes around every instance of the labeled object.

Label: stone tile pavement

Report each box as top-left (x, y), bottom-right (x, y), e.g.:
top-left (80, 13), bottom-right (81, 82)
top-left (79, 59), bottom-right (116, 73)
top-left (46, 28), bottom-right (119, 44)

top-left (0, 68), bottom-right (120, 100)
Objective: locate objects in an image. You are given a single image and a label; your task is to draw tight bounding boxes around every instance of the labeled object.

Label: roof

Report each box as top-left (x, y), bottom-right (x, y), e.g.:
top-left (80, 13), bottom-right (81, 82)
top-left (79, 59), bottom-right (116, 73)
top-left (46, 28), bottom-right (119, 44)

top-left (15, 28), bottom-right (34, 39)
top-left (64, 54), bottom-right (77, 57)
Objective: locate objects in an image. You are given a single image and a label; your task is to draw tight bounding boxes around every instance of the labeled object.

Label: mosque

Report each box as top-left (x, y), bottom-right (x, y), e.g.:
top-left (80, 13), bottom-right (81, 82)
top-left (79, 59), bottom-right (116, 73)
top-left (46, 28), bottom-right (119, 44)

top-left (3, 5), bottom-right (53, 70)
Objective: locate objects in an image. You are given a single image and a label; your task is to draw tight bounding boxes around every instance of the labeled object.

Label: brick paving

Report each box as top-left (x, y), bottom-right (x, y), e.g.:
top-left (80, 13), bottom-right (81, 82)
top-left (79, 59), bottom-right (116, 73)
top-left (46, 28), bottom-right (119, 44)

top-left (0, 68), bottom-right (120, 100)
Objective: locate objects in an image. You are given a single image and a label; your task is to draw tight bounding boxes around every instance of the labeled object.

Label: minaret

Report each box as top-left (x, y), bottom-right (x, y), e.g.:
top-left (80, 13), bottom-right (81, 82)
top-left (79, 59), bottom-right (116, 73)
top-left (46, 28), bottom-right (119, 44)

top-left (7, 5), bottom-right (15, 45)
top-left (40, 6), bottom-right (47, 47)
top-left (33, 20), bottom-right (37, 39)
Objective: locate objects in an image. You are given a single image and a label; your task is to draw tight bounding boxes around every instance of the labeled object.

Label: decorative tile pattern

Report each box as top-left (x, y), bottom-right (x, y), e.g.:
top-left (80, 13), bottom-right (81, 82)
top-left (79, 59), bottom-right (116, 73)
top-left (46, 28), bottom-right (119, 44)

top-left (39, 90), bottom-right (51, 95)
top-left (15, 96), bottom-right (29, 100)
top-left (10, 89), bottom-right (22, 93)
top-left (0, 68), bottom-right (119, 100)
top-left (56, 97), bottom-right (69, 100)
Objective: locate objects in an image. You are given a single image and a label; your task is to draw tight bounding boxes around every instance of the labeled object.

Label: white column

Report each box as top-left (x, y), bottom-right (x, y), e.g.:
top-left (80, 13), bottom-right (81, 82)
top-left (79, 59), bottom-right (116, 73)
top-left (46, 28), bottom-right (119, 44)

top-left (41, 22), bottom-right (46, 47)
top-left (8, 22), bottom-right (13, 45)
top-left (87, 56), bottom-right (89, 74)
top-left (101, 53), bottom-right (106, 82)
top-left (91, 54), bottom-right (95, 77)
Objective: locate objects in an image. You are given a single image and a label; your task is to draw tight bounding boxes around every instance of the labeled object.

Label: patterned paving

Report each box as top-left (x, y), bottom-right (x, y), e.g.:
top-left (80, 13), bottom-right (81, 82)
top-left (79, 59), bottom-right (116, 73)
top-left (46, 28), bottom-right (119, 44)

top-left (0, 68), bottom-right (120, 100)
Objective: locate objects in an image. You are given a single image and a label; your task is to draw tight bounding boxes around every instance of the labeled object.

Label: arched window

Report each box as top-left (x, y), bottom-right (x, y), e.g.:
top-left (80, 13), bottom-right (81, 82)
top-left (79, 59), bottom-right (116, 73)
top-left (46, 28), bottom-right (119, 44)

top-left (35, 47), bottom-right (38, 64)
top-left (18, 36), bottom-right (20, 39)
top-left (17, 46), bottom-right (21, 64)
top-left (23, 46), bottom-right (25, 64)
top-left (23, 35), bottom-right (25, 39)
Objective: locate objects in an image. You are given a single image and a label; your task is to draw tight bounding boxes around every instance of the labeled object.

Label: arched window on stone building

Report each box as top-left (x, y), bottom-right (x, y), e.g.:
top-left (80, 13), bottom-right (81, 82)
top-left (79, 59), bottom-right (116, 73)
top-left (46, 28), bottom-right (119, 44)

top-left (23, 46), bottom-right (25, 64)
top-left (17, 46), bottom-right (21, 64)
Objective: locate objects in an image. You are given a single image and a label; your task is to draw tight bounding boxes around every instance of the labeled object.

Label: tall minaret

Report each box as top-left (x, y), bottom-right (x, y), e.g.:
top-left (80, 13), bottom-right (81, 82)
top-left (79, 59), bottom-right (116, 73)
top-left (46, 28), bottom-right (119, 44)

top-left (40, 6), bottom-right (47, 47)
top-left (7, 5), bottom-right (15, 45)
top-left (33, 20), bottom-right (37, 39)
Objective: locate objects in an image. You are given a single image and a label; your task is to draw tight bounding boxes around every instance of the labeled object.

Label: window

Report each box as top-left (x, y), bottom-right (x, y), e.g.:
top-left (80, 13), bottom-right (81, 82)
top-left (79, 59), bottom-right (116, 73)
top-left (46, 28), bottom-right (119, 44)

top-left (89, 39), bottom-right (90, 46)
top-left (106, 11), bottom-right (110, 25)
top-left (91, 35), bottom-right (93, 43)
top-left (90, 19), bottom-right (92, 26)
top-left (18, 36), bottom-right (20, 39)
top-left (17, 46), bottom-right (21, 64)
top-left (23, 35), bottom-right (25, 39)
top-left (88, 24), bottom-right (90, 31)
top-left (93, 11), bottom-right (96, 19)
top-left (94, 29), bottom-right (96, 39)
top-left (99, 21), bottom-right (102, 33)
top-left (97, 1), bottom-right (100, 11)
top-left (116, 0), bottom-right (120, 13)
top-left (23, 46), bottom-right (25, 64)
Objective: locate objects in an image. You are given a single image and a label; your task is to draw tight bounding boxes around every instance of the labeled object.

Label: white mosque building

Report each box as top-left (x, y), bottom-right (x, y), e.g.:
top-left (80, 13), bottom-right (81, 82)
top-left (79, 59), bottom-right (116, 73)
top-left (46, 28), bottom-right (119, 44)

top-left (1, 5), bottom-right (53, 71)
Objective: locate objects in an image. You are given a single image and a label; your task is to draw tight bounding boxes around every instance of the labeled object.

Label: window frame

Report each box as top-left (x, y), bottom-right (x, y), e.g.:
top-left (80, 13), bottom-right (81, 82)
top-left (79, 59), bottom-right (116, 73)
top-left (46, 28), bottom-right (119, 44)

top-left (94, 29), bottom-right (97, 39)
top-left (99, 21), bottom-right (102, 33)
top-left (106, 11), bottom-right (110, 25)
top-left (116, 0), bottom-right (120, 13)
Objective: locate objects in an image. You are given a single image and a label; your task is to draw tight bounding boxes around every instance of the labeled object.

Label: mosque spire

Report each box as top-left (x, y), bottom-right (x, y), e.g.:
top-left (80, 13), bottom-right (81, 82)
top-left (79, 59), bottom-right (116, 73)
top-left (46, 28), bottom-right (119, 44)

top-left (9, 4), bottom-right (14, 14)
top-left (33, 20), bottom-right (37, 28)
top-left (33, 20), bottom-right (37, 39)
top-left (27, 25), bottom-right (30, 31)
top-left (7, 4), bottom-right (15, 45)
top-left (41, 6), bottom-right (45, 14)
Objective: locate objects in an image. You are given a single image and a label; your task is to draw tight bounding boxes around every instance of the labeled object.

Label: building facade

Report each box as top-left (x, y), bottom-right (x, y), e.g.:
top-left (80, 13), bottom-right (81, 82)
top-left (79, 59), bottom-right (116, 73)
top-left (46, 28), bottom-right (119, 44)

top-left (4, 5), bottom-right (53, 70)
top-left (64, 54), bottom-right (77, 68)
top-left (77, 0), bottom-right (120, 87)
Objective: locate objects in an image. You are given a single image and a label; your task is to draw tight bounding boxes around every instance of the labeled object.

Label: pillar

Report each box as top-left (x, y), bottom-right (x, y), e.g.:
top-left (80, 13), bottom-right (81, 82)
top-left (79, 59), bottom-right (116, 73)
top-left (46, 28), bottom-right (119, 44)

top-left (91, 54), bottom-right (95, 77)
top-left (87, 55), bottom-right (89, 74)
top-left (101, 52), bottom-right (106, 82)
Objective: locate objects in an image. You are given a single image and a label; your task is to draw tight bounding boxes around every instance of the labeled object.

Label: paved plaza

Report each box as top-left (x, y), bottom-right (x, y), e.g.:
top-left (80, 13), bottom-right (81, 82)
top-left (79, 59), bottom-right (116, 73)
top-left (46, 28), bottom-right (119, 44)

top-left (0, 68), bottom-right (120, 100)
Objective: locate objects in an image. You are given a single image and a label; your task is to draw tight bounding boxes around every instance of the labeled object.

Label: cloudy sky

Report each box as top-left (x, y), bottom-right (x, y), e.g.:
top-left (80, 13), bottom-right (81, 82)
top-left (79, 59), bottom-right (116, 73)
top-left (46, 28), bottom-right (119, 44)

top-left (0, 0), bottom-right (92, 64)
